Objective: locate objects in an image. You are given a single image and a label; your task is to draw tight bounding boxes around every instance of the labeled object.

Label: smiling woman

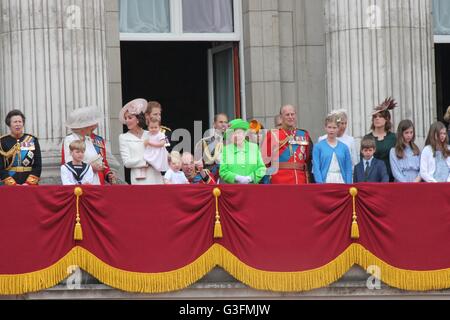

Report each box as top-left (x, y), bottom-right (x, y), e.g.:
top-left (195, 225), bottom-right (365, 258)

top-left (119, 99), bottom-right (164, 185)
top-left (0, 110), bottom-right (42, 186)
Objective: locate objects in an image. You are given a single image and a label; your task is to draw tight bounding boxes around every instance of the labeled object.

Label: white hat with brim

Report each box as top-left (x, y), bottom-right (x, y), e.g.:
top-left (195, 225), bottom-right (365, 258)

top-left (66, 106), bottom-right (103, 129)
top-left (119, 98), bottom-right (148, 124)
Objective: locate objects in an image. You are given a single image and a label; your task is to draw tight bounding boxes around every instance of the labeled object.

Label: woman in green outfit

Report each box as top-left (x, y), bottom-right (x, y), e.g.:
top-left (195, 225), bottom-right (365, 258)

top-left (364, 98), bottom-right (398, 182)
top-left (219, 119), bottom-right (266, 184)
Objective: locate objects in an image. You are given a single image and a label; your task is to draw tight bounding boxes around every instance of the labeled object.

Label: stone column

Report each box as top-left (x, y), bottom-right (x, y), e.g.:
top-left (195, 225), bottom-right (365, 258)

top-left (0, 0), bottom-right (111, 183)
top-left (243, 0), bottom-right (283, 128)
top-left (242, 0), bottom-right (327, 139)
top-left (325, 0), bottom-right (435, 144)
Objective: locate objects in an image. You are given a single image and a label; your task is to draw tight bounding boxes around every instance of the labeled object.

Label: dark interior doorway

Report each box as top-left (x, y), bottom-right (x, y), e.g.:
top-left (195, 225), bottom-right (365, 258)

top-left (435, 43), bottom-right (450, 122)
top-left (120, 41), bottom-right (211, 150)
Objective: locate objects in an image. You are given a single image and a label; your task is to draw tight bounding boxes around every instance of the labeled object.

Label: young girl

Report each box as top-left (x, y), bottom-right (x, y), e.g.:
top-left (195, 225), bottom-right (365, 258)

top-left (164, 151), bottom-right (188, 184)
top-left (313, 114), bottom-right (352, 184)
top-left (420, 121), bottom-right (450, 182)
top-left (389, 120), bottom-right (421, 182)
top-left (143, 118), bottom-right (169, 172)
top-left (318, 109), bottom-right (358, 166)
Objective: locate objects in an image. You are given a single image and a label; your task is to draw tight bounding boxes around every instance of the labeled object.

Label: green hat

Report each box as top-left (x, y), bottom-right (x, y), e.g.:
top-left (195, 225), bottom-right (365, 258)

top-left (229, 118), bottom-right (249, 131)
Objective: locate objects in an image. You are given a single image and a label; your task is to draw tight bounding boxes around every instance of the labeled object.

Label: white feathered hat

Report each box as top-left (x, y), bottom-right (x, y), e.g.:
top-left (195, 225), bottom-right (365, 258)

top-left (119, 98), bottom-right (148, 124)
top-left (65, 106), bottom-right (102, 129)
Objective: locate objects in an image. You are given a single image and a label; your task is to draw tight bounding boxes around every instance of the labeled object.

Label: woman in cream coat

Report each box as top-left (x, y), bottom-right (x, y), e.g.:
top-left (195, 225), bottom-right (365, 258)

top-left (119, 99), bottom-right (163, 185)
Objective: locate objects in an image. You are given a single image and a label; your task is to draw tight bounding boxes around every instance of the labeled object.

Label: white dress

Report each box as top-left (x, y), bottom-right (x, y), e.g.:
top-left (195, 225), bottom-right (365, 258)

top-left (119, 131), bottom-right (164, 185)
top-left (143, 132), bottom-right (169, 172)
top-left (62, 133), bottom-right (101, 185)
top-left (420, 145), bottom-right (450, 182)
top-left (325, 152), bottom-right (345, 183)
top-left (319, 133), bottom-right (358, 166)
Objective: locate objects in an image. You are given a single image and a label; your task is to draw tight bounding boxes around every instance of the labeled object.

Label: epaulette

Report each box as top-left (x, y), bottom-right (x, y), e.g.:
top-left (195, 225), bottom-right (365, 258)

top-left (161, 125), bottom-right (172, 132)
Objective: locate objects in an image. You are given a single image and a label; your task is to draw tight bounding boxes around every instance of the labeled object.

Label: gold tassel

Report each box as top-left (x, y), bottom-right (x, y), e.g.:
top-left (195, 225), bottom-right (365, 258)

top-left (351, 221), bottom-right (359, 239)
top-left (214, 221), bottom-right (223, 239)
top-left (74, 222), bottom-right (83, 241)
top-left (74, 187), bottom-right (83, 241)
top-left (213, 188), bottom-right (222, 239)
top-left (349, 187), bottom-right (359, 239)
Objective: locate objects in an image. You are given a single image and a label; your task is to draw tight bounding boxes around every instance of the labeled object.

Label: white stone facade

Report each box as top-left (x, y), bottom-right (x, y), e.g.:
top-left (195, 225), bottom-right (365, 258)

top-left (0, 0), bottom-right (123, 183)
top-left (0, 0), bottom-right (437, 174)
top-left (243, 0), bottom-right (327, 139)
top-left (325, 0), bottom-right (435, 145)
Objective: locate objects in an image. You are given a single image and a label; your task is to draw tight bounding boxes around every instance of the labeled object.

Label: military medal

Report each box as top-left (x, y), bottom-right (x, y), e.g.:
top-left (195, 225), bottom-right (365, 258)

top-left (299, 136), bottom-right (309, 146)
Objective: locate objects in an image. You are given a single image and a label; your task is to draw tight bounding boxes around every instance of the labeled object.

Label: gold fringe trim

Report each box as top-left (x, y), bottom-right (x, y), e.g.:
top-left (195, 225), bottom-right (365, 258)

top-left (353, 244), bottom-right (450, 291)
top-left (0, 246), bottom-right (218, 295)
top-left (218, 244), bottom-right (450, 292)
top-left (216, 244), bottom-right (356, 292)
top-left (2, 244), bottom-right (450, 295)
top-left (0, 248), bottom-right (82, 295)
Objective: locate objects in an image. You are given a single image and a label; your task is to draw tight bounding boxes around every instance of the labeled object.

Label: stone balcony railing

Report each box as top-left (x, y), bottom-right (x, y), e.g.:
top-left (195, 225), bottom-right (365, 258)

top-left (3, 267), bottom-right (450, 300)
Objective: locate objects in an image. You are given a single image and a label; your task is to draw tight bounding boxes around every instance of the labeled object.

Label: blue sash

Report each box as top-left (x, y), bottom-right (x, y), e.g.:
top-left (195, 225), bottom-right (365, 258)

top-left (279, 130), bottom-right (306, 163)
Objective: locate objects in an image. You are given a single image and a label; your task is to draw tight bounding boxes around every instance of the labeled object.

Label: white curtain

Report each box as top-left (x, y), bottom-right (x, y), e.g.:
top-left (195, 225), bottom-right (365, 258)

top-left (183, 0), bottom-right (233, 33)
top-left (434, 0), bottom-right (450, 35)
top-left (120, 0), bottom-right (170, 33)
top-left (214, 48), bottom-right (235, 118)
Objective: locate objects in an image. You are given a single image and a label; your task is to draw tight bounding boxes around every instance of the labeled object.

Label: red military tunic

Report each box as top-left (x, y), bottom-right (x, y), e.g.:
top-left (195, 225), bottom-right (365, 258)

top-left (262, 128), bottom-right (313, 184)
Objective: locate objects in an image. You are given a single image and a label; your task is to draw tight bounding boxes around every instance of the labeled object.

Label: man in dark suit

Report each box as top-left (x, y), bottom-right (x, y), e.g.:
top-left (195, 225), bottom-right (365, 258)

top-left (354, 137), bottom-right (389, 183)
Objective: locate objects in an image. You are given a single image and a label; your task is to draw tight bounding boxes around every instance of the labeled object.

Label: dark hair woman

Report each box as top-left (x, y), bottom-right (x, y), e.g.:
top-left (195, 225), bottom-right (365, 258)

top-left (363, 98), bottom-right (398, 182)
top-left (119, 99), bottom-right (163, 185)
top-left (0, 109), bottom-right (41, 185)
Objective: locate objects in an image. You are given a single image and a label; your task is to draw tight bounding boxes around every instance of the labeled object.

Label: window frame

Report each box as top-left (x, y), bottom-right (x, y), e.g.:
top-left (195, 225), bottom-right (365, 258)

top-left (120, 0), bottom-right (241, 42)
top-left (434, 35), bottom-right (450, 43)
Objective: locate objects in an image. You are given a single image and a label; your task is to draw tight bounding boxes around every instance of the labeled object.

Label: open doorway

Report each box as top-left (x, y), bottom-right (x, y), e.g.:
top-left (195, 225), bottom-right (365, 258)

top-left (121, 41), bottom-right (210, 147)
top-left (120, 41), bottom-right (241, 183)
top-left (120, 41), bottom-right (241, 148)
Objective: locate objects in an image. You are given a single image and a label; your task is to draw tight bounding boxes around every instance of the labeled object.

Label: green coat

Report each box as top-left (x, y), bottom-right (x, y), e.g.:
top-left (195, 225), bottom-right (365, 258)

top-left (219, 141), bottom-right (266, 184)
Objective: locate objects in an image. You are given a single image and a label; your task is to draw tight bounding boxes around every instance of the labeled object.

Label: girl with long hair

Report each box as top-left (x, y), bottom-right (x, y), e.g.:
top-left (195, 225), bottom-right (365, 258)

top-left (389, 120), bottom-right (421, 182)
top-left (420, 121), bottom-right (450, 182)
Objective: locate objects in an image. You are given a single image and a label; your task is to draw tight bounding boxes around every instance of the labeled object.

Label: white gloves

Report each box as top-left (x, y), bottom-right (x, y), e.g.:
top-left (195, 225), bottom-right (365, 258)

top-left (235, 175), bottom-right (253, 184)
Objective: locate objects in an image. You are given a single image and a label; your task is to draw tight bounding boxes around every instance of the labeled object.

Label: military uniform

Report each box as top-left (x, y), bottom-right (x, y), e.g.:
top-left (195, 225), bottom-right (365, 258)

top-left (186, 169), bottom-right (216, 185)
top-left (194, 131), bottom-right (223, 182)
top-left (161, 125), bottom-right (173, 152)
top-left (262, 128), bottom-right (313, 184)
top-left (0, 134), bottom-right (42, 185)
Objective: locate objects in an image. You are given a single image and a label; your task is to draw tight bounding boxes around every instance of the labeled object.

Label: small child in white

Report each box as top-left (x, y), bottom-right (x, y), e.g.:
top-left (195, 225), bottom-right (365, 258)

top-left (143, 117), bottom-right (169, 172)
top-left (164, 151), bottom-right (188, 184)
top-left (61, 140), bottom-right (95, 185)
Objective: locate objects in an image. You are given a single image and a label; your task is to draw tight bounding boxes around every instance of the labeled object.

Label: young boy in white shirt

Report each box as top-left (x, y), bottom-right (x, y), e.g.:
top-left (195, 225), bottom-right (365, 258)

top-left (164, 151), bottom-right (188, 184)
top-left (61, 140), bottom-right (95, 185)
